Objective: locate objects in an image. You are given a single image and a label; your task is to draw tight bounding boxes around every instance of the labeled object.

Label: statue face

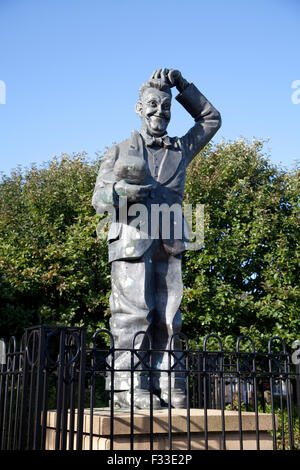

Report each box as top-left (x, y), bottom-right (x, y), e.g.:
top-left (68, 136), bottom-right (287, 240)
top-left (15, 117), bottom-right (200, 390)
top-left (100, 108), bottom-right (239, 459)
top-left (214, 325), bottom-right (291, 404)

top-left (137, 88), bottom-right (171, 137)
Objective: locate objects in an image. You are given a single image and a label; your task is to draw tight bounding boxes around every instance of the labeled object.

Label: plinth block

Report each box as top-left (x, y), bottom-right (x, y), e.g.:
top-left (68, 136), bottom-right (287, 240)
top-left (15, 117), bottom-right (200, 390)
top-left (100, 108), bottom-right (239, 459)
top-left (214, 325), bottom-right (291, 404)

top-left (45, 408), bottom-right (277, 450)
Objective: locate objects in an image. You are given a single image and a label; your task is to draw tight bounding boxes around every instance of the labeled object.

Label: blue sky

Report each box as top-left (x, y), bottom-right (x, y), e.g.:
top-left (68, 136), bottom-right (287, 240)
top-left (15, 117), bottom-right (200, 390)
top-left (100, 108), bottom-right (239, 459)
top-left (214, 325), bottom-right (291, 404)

top-left (0, 0), bottom-right (299, 176)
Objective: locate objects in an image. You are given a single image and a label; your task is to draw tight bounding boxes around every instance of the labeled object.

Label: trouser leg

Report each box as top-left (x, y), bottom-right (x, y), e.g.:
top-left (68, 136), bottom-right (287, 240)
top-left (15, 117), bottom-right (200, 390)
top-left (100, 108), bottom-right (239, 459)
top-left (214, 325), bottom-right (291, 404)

top-left (107, 249), bottom-right (155, 391)
top-left (151, 246), bottom-right (185, 392)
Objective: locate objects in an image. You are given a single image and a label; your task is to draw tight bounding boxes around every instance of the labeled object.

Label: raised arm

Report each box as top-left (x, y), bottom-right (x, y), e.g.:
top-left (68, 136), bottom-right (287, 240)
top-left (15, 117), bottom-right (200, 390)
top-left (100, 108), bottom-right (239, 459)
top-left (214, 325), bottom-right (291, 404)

top-left (176, 80), bottom-right (221, 165)
top-left (152, 69), bottom-right (221, 165)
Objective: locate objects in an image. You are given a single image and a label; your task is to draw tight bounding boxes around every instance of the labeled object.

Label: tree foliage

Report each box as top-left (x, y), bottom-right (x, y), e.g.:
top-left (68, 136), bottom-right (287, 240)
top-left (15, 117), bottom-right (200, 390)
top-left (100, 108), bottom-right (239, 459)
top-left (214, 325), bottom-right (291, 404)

top-left (182, 139), bottom-right (299, 349)
top-left (0, 154), bottom-right (110, 339)
top-left (0, 141), bottom-right (299, 349)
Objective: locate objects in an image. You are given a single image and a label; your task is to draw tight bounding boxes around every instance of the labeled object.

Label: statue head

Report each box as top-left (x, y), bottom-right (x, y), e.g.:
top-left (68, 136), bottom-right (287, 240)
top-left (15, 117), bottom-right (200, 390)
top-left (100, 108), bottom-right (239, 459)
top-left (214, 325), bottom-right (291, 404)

top-left (135, 78), bottom-right (172, 137)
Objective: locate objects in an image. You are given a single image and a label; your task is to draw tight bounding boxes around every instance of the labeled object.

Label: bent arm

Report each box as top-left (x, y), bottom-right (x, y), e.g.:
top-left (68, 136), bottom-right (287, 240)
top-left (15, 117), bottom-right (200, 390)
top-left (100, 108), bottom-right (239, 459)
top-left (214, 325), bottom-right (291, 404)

top-left (177, 83), bottom-right (221, 165)
top-left (92, 146), bottom-right (119, 214)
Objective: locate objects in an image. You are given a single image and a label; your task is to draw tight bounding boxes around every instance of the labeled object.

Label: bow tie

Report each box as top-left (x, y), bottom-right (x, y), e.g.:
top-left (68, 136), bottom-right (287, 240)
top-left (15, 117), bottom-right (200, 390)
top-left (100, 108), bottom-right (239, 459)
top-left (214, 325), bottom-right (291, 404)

top-left (143, 134), bottom-right (172, 149)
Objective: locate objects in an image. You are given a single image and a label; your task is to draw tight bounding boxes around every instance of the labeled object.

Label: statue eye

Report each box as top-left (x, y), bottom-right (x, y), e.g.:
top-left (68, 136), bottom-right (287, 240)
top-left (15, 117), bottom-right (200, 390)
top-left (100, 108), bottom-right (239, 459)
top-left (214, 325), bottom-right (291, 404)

top-left (150, 100), bottom-right (157, 107)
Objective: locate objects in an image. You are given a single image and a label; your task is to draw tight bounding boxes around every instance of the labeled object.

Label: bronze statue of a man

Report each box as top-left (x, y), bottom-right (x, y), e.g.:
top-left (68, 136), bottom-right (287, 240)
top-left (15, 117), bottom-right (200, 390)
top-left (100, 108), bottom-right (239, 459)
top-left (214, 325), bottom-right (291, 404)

top-left (92, 69), bottom-right (221, 409)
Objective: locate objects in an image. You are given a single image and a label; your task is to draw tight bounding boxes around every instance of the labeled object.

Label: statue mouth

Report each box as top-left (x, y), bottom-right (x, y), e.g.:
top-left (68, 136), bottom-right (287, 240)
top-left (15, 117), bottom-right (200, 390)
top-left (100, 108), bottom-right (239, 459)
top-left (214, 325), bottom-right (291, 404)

top-left (149, 115), bottom-right (169, 125)
top-left (151, 114), bottom-right (168, 119)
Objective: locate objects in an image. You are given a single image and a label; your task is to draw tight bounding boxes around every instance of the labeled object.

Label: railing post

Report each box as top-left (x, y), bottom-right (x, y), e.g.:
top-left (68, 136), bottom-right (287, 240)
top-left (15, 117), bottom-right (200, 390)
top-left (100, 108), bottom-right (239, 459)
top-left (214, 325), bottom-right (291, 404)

top-left (0, 340), bottom-right (7, 450)
top-left (297, 364), bottom-right (300, 436)
top-left (33, 330), bottom-right (46, 450)
top-left (19, 328), bottom-right (31, 450)
top-left (75, 327), bottom-right (87, 451)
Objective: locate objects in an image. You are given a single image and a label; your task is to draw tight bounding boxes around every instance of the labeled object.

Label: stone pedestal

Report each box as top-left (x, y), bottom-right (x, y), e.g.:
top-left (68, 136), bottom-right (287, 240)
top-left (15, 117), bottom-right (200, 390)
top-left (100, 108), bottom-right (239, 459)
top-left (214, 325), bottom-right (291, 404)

top-left (45, 408), bottom-right (277, 450)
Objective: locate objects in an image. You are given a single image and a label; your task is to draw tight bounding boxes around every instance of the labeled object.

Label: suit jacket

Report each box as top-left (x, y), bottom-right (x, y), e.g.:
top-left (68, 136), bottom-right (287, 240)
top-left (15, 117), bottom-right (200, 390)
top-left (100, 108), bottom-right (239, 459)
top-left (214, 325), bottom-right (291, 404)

top-left (92, 83), bottom-right (221, 262)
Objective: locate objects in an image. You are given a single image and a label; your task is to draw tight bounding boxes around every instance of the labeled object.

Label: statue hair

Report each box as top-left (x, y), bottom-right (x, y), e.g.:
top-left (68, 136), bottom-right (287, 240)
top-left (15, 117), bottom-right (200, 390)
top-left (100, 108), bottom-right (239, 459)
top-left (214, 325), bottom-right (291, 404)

top-left (139, 79), bottom-right (172, 100)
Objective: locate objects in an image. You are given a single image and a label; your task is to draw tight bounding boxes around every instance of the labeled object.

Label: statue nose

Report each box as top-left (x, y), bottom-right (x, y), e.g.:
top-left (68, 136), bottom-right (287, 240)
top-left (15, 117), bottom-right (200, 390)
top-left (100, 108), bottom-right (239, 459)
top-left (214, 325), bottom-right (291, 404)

top-left (157, 104), bottom-right (166, 116)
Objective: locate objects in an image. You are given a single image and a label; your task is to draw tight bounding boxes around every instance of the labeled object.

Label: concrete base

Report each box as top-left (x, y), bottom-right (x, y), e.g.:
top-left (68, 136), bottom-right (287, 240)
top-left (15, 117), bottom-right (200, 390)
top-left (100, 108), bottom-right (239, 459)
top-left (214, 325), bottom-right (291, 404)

top-left (45, 408), bottom-right (277, 450)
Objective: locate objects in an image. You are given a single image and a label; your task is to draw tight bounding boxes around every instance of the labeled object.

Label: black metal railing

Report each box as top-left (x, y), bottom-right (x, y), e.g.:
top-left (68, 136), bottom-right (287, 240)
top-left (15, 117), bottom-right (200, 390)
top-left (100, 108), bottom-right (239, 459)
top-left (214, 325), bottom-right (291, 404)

top-left (0, 325), bottom-right (299, 451)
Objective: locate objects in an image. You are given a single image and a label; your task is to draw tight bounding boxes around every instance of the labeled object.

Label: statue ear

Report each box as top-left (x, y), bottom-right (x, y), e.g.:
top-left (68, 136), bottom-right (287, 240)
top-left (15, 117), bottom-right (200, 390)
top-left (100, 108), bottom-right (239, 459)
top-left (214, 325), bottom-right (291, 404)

top-left (135, 101), bottom-right (143, 116)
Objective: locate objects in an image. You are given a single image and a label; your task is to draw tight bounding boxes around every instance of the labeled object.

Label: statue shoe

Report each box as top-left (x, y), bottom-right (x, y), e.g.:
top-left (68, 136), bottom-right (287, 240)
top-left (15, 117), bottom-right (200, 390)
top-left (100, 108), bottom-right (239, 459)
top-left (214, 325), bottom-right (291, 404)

top-left (113, 389), bottom-right (161, 409)
top-left (160, 388), bottom-right (187, 409)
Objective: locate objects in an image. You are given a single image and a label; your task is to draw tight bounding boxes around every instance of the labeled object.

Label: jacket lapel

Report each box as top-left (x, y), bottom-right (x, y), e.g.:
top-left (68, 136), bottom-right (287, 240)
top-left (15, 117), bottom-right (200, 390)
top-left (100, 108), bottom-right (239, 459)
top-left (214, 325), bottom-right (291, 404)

top-left (129, 130), bottom-right (145, 158)
top-left (157, 147), bottom-right (182, 185)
